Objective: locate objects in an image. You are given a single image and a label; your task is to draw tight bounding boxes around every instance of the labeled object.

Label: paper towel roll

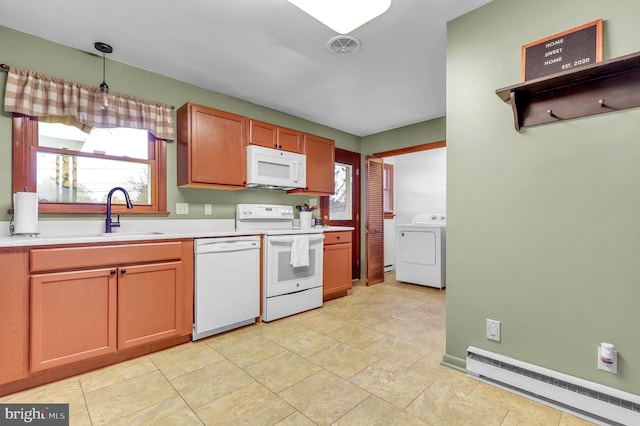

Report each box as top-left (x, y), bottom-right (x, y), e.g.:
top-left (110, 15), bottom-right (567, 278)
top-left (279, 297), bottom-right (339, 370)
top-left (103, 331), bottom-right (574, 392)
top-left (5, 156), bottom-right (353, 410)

top-left (13, 192), bottom-right (39, 234)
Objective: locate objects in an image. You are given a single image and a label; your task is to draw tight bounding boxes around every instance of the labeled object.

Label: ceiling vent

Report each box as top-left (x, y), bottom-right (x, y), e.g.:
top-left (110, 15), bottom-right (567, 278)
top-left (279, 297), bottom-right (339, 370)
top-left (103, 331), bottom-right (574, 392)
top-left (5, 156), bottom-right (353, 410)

top-left (327, 35), bottom-right (361, 55)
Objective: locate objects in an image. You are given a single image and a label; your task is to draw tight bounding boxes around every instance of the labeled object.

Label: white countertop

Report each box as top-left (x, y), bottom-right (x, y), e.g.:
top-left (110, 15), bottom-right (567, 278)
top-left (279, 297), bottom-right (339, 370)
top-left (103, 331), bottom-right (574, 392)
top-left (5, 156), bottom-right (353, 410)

top-left (0, 219), bottom-right (354, 248)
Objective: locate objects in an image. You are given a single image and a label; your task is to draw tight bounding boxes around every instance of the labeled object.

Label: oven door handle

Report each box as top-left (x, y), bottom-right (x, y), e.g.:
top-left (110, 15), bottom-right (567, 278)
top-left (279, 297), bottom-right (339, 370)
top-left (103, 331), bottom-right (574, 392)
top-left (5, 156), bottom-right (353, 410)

top-left (268, 235), bottom-right (325, 244)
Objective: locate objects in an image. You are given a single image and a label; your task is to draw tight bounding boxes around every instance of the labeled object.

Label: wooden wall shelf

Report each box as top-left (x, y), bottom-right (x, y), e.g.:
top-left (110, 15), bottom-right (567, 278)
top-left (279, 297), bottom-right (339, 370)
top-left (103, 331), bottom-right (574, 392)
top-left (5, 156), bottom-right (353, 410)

top-left (496, 51), bottom-right (640, 131)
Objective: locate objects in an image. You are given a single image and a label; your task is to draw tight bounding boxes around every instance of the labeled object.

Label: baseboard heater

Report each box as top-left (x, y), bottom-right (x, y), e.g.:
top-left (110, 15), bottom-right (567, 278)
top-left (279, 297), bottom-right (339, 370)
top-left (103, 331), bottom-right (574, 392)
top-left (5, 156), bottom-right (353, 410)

top-left (466, 346), bottom-right (640, 426)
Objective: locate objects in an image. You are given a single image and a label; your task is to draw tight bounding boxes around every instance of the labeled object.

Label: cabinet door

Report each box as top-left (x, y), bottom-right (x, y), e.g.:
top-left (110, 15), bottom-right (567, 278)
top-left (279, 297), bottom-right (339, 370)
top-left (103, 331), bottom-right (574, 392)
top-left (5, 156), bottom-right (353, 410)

top-left (277, 127), bottom-right (303, 153)
top-left (178, 103), bottom-right (247, 188)
top-left (249, 120), bottom-right (278, 149)
top-left (30, 268), bottom-right (117, 372)
top-left (249, 120), bottom-right (303, 153)
top-left (296, 134), bottom-right (335, 194)
top-left (323, 243), bottom-right (352, 300)
top-left (117, 262), bottom-right (184, 350)
top-left (0, 248), bottom-right (28, 384)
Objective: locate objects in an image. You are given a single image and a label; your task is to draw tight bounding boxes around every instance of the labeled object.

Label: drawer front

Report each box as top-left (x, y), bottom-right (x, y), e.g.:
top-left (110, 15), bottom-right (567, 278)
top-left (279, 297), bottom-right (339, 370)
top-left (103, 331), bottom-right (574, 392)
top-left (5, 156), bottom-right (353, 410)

top-left (324, 231), bottom-right (352, 245)
top-left (30, 242), bottom-right (183, 273)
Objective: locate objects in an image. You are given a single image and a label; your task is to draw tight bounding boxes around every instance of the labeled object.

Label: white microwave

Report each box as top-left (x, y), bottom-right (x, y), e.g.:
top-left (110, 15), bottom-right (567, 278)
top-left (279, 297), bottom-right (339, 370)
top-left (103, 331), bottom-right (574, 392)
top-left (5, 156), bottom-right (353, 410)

top-left (246, 145), bottom-right (306, 190)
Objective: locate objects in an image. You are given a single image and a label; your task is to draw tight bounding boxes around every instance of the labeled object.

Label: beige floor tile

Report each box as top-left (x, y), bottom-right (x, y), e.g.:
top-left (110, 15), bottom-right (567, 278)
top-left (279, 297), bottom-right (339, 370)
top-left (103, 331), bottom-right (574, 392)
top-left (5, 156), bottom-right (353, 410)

top-left (196, 382), bottom-right (295, 426)
top-left (253, 318), bottom-right (307, 340)
top-left (327, 324), bottom-right (387, 349)
top-left (84, 370), bottom-right (177, 425)
top-left (275, 329), bottom-right (338, 358)
top-left (109, 395), bottom-right (203, 426)
top-left (375, 318), bottom-right (444, 351)
top-left (349, 359), bottom-right (434, 409)
top-left (148, 340), bottom-right (225, 379)
top-left (308, 342), bottom-right (380, 379)
top-left (202, 325), bottom-right (260, 350)
top-left (385, 305), bottom-right (433, 323)
top-left (279, 370), bottom-right (369, 425)
top-left (431, 367), bottom-right (480, 394)
top-left (217, 334), bottom-right (286, 368)
top-left (406, 380), bottom-right (507, 426)
top-left (170, 359), bottom-right (255, 409)
top-left (333, 395), bottom-right (429, 426)
top-left (245, 350), bottom-right (322, 393)
top-left (364, 334), bottom-right (432, 368)
top-left (559, 412), bottom-right (598, 425)
top-left (292, 310), bottom-right (350, 333)
top-left (274, 411), bottom-right (316, 426)
top-left (408, 350), bottom-right (448, 379)
top-left (0, 376), bottom-right (87, 416)
top-left (79, 355), bottom-right (157, 392)
top-left (69, 410), bottom-right (93, 426)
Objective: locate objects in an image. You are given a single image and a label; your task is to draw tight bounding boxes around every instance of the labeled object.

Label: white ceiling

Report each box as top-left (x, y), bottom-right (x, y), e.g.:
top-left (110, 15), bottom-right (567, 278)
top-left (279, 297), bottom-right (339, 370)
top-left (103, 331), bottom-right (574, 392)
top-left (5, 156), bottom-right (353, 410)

top-left (0, 0), bottom-right (491, 137)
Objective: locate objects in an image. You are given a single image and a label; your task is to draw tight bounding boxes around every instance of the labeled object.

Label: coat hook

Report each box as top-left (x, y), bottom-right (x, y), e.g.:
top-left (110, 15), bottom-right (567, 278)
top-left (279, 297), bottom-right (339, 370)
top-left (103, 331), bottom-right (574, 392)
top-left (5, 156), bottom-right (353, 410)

top-left (547, 109), bottom-right (558, 119)
top-left (599, 99), bottom-right (606, 108)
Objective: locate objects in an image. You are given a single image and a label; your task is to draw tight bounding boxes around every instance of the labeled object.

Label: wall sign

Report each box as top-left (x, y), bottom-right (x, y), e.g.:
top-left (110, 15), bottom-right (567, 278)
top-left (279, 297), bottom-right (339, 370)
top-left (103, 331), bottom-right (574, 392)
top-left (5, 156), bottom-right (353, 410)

top-left (521, 19), bottom-right (603, 81)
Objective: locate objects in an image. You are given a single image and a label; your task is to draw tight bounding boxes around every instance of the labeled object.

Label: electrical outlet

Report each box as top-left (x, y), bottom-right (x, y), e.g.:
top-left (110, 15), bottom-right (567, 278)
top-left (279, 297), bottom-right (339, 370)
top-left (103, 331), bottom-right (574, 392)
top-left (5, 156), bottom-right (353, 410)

top-left (597, 344), bottom-right (618, 374)
top-left (309, 199), bottom-right (317, 207)
top-left (204, 204), bottom-right (212, 215)
top-left (486, 319), bottom-right (501, 342)
top-left (176, 202), bottom-right (189, 215)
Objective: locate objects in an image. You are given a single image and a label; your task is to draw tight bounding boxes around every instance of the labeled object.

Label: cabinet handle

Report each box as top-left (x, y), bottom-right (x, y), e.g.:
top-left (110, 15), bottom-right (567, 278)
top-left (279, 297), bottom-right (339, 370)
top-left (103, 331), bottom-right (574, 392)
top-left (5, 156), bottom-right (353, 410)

top-left (336, 236), bottom-right (340, 239)
top-left (120, 269), bottom-right (127, 275)
top-left (110, 269), bottom-right (116, 275)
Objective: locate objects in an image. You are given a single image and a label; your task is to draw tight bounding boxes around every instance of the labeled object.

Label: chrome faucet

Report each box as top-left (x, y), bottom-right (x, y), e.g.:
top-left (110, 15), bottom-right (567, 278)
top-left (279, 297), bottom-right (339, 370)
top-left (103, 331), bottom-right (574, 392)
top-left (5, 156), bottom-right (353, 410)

top-left (105, 187), bottom-right (133, 233)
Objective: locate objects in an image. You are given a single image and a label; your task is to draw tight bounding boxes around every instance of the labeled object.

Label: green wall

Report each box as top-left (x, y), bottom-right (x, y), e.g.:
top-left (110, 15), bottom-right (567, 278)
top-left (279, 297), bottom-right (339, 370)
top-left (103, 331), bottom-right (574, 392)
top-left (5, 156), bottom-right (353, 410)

top-left (0, 25), bottom-right (361, 221)
top-left (446, 0), bottom-right (640, 395)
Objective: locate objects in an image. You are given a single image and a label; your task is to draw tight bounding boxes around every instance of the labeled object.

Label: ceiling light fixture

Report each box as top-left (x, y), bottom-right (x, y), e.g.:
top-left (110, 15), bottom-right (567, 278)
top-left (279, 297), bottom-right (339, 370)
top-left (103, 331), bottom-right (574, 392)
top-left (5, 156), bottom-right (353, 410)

top-left (288, 0), bottom-right (392, 34)
top-left (94, 42), bottom-right (113, 110)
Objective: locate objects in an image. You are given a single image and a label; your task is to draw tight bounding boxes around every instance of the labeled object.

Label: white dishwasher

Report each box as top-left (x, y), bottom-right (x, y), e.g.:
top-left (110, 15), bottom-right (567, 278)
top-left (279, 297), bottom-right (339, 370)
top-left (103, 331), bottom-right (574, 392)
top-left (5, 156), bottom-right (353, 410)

top-left (192, 235), bottom-right (260, 341)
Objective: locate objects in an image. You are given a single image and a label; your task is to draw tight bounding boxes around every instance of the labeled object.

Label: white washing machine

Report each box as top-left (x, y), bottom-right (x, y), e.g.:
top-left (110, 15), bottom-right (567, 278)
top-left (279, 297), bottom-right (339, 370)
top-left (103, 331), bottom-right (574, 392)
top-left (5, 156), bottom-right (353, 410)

top-left (395, 213), bottom-right (446, 288)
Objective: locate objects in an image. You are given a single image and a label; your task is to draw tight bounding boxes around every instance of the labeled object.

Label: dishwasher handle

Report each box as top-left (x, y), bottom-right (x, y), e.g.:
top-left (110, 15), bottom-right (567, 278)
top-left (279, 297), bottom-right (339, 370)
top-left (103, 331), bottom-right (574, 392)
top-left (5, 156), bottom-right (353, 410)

top-left (196, 240), bottom-right (260, 254)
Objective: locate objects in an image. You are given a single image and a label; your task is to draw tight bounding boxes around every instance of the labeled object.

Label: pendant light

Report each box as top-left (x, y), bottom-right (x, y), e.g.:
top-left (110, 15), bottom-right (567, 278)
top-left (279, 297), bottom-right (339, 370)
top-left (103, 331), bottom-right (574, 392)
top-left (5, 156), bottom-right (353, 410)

top-left (288, 0), bottom-right (391, 34)
top-left (94, 42), bottom-right (113, 110)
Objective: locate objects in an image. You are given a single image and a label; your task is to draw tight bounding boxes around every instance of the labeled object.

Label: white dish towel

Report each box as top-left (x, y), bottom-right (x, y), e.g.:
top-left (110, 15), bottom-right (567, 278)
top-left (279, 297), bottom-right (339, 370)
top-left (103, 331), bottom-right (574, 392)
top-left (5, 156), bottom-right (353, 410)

top-left (290, 235), bottom-right (310, 268)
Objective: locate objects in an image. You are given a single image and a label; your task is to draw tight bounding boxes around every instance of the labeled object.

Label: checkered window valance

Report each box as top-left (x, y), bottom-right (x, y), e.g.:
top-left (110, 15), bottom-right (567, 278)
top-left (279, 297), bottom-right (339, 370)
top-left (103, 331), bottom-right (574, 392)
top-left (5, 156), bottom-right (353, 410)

top-left (4, 66), bottom-right (175, 140)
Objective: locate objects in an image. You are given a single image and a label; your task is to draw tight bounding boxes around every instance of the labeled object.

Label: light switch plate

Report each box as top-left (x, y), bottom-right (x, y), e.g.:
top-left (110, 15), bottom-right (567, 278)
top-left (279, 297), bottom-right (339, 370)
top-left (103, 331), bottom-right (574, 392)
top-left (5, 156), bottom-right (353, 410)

top-left (176, 202), bottom-right (189, 215)
top-left (204, 204), bottom-right (212, 215)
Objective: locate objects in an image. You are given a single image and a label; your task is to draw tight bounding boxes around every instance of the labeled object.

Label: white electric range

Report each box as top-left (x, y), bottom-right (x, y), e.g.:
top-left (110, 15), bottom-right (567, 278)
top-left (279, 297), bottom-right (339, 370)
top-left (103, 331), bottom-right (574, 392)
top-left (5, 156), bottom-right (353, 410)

top-left (236, 204), bottom-right (324, 321)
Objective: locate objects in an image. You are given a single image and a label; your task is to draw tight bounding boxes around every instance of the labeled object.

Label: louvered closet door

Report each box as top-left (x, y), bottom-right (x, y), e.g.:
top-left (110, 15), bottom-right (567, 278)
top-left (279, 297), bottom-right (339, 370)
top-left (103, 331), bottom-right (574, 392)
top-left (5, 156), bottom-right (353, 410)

top-left (366, 156), bottom-right (384, 286)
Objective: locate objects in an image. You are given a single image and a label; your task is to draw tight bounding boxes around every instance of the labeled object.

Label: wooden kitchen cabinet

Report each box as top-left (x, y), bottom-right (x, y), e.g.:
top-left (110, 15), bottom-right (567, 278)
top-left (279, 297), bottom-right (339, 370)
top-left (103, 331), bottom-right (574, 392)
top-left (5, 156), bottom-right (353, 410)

top-left (249, 119), bottom-right (303, 153)
top-left (177, 102), bottom-right (247, 189)
top-left (28, 241), bottom-right (190, 372)
top-left (117, 261), bottom-right (184, 349)
top-left (0, 248), bottom-right (29, 385)
top-left (290, 133), bottom-right (335, 195)
top-left (323, 231), bottom-right (352, 301)
top-left (30, 268), bottom-right (117, 372)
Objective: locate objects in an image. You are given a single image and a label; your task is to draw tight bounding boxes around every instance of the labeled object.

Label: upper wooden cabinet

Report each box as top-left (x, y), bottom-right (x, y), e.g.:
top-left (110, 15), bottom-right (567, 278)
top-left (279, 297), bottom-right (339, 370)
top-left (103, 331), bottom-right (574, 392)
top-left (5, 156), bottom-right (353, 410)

top-left (249, 119), bottom-right (303, 153)
top-left (290, 133), bottom-right (335, 195)
top-left (177, 103), bottom-right (247, 189)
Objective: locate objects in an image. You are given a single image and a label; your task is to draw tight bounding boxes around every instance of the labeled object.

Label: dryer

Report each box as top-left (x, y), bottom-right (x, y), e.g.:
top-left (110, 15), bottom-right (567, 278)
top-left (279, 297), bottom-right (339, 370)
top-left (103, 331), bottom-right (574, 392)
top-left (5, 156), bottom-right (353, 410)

top-left (395, 213), bottom-right (446, 288)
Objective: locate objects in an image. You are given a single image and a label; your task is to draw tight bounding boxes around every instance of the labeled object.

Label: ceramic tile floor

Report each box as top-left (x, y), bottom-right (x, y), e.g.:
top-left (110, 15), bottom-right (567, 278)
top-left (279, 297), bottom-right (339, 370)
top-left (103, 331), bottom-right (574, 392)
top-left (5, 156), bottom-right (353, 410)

top-left (1, 274), bottom-right (597, 425)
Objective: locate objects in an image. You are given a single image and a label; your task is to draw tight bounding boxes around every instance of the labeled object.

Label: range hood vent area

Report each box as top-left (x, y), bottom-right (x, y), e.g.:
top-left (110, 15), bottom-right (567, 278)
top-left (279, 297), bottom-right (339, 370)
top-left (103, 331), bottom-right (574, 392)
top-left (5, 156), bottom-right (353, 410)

top-left (466, 346), bottom-right (640, 426)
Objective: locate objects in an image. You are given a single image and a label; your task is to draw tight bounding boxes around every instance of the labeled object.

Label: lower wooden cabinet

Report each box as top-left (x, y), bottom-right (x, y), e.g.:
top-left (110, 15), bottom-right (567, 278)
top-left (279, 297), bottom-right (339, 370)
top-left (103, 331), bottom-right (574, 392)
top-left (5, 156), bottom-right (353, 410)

top-left (27, 241), bottom-right (192, 373)
top-left (30, 268), bottom-right (117, 372)
top-left (323, 231), bottom-right (352, 301)
top-left (117, 262), bottom-right (184, 349)
top-left (0, 248), bottom-right (29, 385)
